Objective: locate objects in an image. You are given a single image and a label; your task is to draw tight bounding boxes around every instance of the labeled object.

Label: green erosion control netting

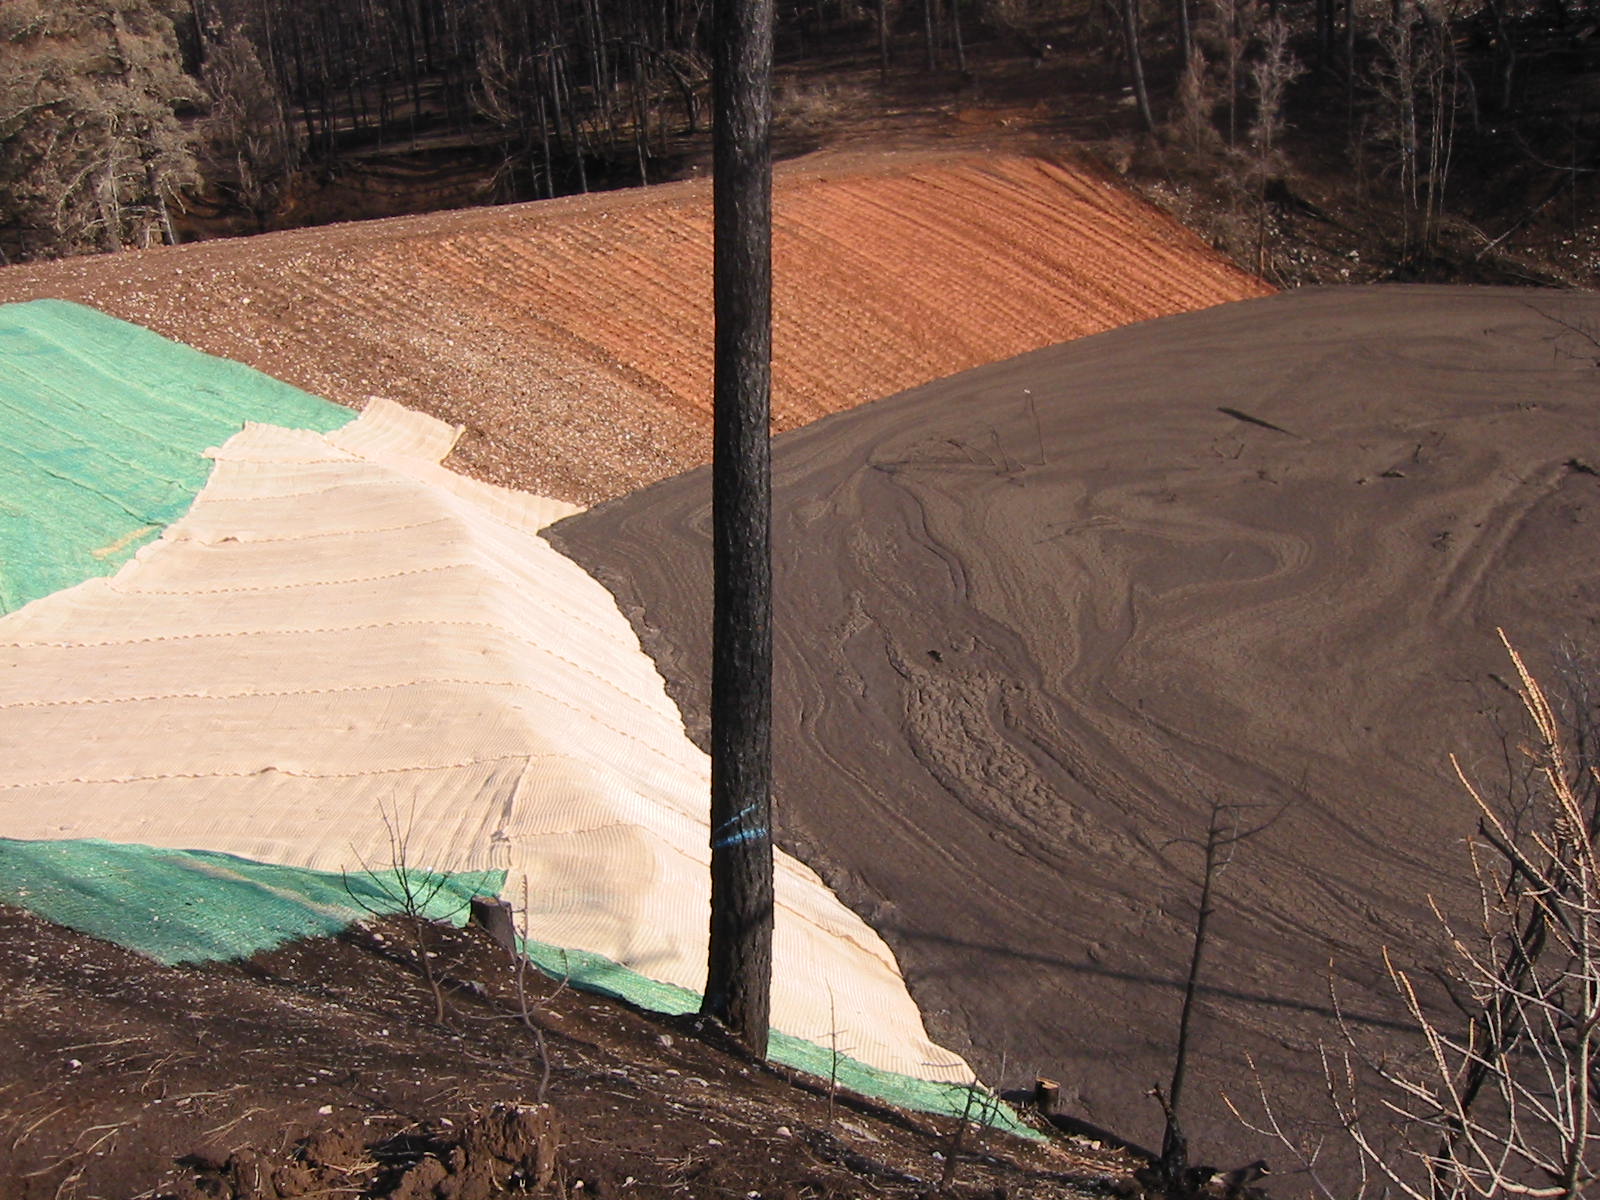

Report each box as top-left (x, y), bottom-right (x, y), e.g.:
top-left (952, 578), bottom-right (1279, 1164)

top-left (0, 299), bottom-right (350, 613)
top-left (0, 837), bottom-right (1033, 1136)
top-left (517, 941), bottom-right (1035, 1136)
top-left (0, 837), bottom-right (504, 965)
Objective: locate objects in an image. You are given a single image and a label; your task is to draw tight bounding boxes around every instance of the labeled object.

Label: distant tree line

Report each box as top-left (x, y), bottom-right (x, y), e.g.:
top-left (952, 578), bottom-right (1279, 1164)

top-left (1, 0), bottom-right (718, 258)
top-left (1149, 0), bottom-right (1598, 260)
top-left (1, 0), bottom-right (1594, 262)
top-left (191, 0), bottom-right (712, 201)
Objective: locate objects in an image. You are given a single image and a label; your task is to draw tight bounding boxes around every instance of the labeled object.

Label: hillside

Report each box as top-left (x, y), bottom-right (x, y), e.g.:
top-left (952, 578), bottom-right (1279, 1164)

top-left (10, 131), bottom-right (1593, 1196)
top-left (0, 149), bottom-right (1267, 505)
top-left (1, 905), bottom-right (1136, 1199)
top-left (549, 284), bottom-right (1600, 1184)
top-left (0, 152), bottom-right (1273, 1197)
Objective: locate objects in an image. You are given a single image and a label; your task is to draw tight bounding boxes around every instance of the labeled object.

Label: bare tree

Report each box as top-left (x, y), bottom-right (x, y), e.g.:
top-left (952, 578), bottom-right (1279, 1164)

top-left (703, 0), bottom-right (776, 1059)
top-left (1197, 0), bottom-right (1256, 151)
top-left (1119, 0), bottom-right (1157, 134)
top-left (0, 0), bottom-right (202, 257)
top-left (1244, 14), bottom-right (1303, 274)
top-left (1168, 43), bottom-right (1221, 153)
top-left (1245, 635), bottom-right (1600, 1199)
top-left (201, 25), bottom-right (301, 229)
top-left (342, 798), bottom-right (494, 1028)
top-left (1370, 0), bottom-right (1465, 255)
top-left (474, 0), bottom-right (554, 199)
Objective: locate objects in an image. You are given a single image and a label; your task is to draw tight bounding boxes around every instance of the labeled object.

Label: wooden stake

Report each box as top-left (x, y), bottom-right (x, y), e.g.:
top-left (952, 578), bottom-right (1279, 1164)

top-left (1034, 1077), bottom-right (1061, 1116)
top-left (469, 896), bottom-right (518, 957)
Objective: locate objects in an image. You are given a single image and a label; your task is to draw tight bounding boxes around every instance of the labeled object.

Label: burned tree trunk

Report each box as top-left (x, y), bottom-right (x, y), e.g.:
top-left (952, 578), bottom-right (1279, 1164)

top-left (703, 0), bottom-right (775, 1059)
top-left (1120, 0), bottom-right (1156, 133)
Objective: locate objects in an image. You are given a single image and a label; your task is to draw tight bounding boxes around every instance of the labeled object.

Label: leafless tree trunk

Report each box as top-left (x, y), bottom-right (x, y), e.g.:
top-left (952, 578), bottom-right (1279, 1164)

top-left (1246, 15), bottom-right (1302, 274)
top-left (1170, 43), bottom-right (1219, 152)
top-left (1200, 0), bottom-right (1254, 149)
top-left (1258, 636), bottom-right (1600, 1200)
top-left (1372, 0), bottom-right (1461, 254)
top-left (1120, 0), bottom-right (1156, 133)
top-left (877, 0), bottom-right (891, 80)
top-left (704, 0), bottom-right (775, 1060)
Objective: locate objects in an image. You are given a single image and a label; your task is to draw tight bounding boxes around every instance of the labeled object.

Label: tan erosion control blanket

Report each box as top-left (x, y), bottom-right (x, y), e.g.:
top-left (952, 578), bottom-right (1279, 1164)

top-left (0, 399), bottom-right (969, 1084)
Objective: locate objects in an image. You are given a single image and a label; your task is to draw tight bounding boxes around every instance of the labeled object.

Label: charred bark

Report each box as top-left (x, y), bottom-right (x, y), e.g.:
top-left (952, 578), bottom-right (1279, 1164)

top-left (704, 0), bottom-right (775, 1060)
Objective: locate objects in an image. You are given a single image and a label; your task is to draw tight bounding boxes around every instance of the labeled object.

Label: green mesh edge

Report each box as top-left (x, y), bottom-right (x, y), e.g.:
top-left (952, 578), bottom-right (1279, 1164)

top-left (0, 836), bottom-right (501, 965)
top-left (0, 299), bottom-right (351, 613)
top-left (517, 938), bottom-right (1035, 1136)
top-left (0, 836), bottom-right (1034, 1137)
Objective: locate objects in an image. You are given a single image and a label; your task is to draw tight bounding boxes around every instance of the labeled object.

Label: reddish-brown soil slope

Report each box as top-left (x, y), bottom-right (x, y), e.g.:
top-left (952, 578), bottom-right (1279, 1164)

top-left (0, 149), bottom-right (1267, 504)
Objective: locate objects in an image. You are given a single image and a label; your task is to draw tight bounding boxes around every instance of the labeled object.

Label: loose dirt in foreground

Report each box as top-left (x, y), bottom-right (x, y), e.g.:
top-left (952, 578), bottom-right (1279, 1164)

top-left (0, 905), bottom-right (1136, 1200)
top-left (0, 150), bottom-right (1266, 506)
top-left (549, 285), bottom-right (1600, 1189)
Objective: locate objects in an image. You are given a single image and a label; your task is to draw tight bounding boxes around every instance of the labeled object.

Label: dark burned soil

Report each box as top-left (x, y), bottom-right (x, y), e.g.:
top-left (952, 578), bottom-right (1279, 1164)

top-left (0, 905), bottom-right (1141, 1200)
top-left (548, 285), bottom-right (1600, 1190)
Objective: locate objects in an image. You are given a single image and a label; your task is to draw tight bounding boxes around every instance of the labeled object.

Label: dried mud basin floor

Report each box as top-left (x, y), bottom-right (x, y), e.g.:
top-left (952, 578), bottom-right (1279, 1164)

top-left (0, 149), bottom-right (1266, 506)
top-left (0, 906), bottom-right (1136, 1200)
top-left (547, 285), bottom-right (1600, 1186)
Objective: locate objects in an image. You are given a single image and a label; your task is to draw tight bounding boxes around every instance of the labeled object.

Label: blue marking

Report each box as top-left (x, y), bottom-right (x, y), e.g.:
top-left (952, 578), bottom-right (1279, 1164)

top-left (712, 825), bottom-right (770, 849)
top-left (712, 803), bottom-right (756, 837)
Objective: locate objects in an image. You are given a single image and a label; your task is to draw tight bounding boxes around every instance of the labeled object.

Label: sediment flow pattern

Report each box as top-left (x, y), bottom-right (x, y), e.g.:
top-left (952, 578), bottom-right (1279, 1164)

top-left (549, 285), bottom-right (1600, 1174)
